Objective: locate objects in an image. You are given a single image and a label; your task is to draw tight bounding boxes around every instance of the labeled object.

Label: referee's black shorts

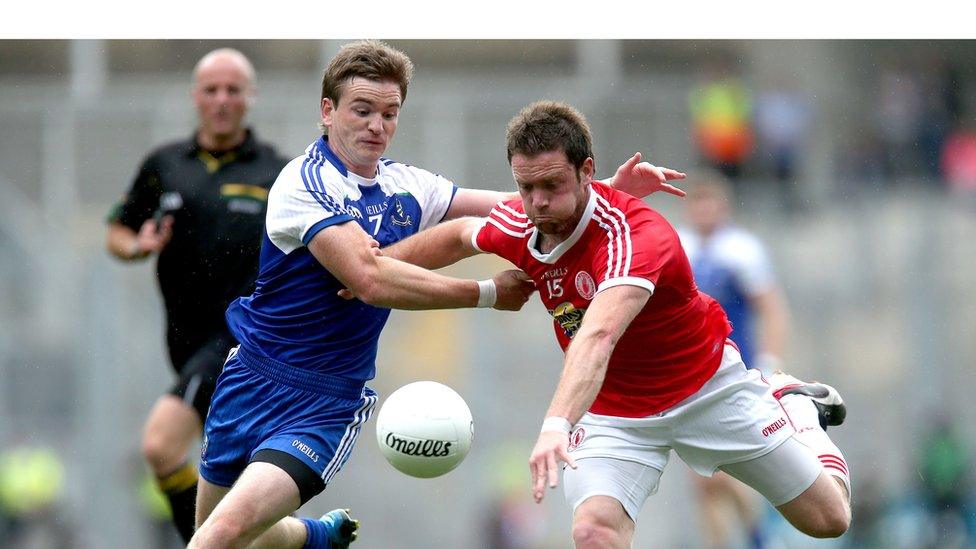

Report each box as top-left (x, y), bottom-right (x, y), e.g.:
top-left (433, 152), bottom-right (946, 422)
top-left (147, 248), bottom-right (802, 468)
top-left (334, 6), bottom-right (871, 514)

top-left (168, 331), bottom-right (237, 421)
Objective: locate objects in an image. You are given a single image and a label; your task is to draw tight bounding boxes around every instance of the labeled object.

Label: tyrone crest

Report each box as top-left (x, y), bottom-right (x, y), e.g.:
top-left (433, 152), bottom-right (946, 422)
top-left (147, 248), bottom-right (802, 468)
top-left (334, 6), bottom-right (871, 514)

top-left (568, 426), bottom-right (586, 451)
top-left (575, 271), bottom-right (596, 300)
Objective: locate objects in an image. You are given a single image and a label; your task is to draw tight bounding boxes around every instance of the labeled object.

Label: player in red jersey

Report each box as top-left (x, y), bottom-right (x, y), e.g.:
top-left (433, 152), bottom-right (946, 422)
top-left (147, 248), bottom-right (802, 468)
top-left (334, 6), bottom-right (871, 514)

top-left (366, 101), bottom-right (852, 547)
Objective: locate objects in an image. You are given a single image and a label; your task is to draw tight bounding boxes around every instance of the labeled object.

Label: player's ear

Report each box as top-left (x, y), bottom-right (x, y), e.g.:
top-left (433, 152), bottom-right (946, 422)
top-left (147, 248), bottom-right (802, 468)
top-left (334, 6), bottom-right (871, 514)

top-left (580, 157), bottom-right (595, 182)
top-left (321, 97), bottom-right (336, 128)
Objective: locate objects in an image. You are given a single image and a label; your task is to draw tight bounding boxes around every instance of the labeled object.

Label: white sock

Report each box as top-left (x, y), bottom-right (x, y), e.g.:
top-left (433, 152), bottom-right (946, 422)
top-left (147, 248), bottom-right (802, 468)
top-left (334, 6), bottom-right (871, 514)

top-left (778, 393), bottom-right (852, 500)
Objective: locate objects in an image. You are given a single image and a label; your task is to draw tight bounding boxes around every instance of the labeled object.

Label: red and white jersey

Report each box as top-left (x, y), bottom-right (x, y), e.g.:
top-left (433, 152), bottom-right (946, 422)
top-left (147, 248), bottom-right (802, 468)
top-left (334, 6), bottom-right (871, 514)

top-left (473, 182), bottom-right (732, 417)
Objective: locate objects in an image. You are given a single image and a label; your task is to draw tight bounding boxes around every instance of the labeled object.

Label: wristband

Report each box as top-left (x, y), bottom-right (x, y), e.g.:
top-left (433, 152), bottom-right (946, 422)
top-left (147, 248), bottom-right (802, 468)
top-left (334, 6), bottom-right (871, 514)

top-left (476, 279), bottom-right (496, 308)
top-left (540, 416), bottom-right (572, 435)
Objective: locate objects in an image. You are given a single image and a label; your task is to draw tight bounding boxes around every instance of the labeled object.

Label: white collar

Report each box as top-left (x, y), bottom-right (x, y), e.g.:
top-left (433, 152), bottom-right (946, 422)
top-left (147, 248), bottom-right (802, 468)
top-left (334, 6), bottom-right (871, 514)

top-left (346, 170), bottom-right (378, 188)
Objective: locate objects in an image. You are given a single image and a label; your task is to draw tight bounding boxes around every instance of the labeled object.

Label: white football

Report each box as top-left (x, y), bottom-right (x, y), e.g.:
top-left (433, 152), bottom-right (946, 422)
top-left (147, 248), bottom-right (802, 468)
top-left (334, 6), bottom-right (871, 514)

top-left (375, 381), bottom-right (474, 478)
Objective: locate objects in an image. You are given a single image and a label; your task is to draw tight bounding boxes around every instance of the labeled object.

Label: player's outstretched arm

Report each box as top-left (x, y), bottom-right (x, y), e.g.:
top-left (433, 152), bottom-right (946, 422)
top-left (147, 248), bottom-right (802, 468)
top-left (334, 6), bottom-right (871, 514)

top-left (312, 220), bottom-right (533, 311)
top-left (529, 284), bottom-right (650, 503)
top-left (382, 217), bottom-right (484, 270)
top-left (442, 188), bottom-right (518, 220)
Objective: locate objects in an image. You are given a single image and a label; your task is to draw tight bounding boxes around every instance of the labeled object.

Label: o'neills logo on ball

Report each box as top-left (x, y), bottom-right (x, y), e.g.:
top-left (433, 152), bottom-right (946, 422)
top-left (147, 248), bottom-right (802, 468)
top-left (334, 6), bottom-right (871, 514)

top-left (385, 432), bottom-right (453, 457)
top-left (575, 271), bottom-right (596, 300)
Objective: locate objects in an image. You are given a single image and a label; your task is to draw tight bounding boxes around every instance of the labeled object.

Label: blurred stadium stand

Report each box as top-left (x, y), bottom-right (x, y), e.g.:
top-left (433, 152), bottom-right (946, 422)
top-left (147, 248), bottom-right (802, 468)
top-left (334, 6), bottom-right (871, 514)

top-left (1, 40), bottom-right (975, 548)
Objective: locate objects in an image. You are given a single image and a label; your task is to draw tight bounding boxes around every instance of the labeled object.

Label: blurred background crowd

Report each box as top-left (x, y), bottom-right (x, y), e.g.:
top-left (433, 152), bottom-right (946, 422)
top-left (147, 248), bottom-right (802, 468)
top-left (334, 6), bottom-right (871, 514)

top-left (0, 40), bottom-right (974, 548)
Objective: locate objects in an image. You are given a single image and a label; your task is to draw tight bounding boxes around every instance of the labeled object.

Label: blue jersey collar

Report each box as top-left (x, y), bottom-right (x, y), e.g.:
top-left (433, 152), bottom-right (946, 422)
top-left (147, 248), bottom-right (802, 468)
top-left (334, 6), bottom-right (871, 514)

top-left (315, 135), bottom-right (388, 179)
top-left (314, 135), bottom-right (349, 176)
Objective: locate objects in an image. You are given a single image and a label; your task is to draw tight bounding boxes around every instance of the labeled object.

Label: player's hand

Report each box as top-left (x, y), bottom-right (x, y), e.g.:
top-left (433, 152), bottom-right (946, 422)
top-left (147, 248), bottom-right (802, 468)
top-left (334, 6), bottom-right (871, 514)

top-left (492, 269), bottom-right (536, 311)
top-left (136, 215), bottom-right (174, 254)
top-left (609, 152), bottom-right (686, 199)
top-left (529, 431), bottom-right (577, 503)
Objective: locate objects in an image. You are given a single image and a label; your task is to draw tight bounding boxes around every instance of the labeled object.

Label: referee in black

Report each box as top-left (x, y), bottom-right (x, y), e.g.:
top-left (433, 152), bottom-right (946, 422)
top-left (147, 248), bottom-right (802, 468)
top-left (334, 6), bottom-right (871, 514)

top-left (106, 48), bottom-right (286, 544)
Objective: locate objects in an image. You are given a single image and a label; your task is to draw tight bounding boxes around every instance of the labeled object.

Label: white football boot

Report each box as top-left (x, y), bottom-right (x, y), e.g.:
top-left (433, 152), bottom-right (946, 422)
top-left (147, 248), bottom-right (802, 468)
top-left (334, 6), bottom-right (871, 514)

top-left (769, 371), bottom-right (847, 430)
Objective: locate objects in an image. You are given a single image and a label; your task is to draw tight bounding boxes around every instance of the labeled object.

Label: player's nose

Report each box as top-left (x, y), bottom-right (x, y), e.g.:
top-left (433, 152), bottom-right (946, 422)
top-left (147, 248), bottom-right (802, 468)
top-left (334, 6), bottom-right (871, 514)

top-left (367, 115), bottom-right (384, 134)
top-left (531, 193), bottom-right (548, 210)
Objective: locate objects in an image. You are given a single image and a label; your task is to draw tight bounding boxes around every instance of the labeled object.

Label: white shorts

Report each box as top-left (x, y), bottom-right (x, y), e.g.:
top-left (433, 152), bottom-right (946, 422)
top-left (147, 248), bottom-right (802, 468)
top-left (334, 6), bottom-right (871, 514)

top-left (563, 344), bottom-right (822, 519)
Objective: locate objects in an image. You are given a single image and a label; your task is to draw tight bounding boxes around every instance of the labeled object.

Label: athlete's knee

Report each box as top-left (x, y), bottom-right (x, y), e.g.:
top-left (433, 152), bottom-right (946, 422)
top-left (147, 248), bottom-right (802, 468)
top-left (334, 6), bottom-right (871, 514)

top-left (816, 504), bottom-right (851, 538)
top-left (141, 426), bottom-right (186, 473)
top-left (572, 520), bottom-right (615, 548)
top-left (572, 514), bottom-right (627, 549)
top-left (798, 504), bottom-right (851, 538)
top-left (191, 514), bottom-right (252, 549)
top-left (141, 397), bottom-right (198, 473)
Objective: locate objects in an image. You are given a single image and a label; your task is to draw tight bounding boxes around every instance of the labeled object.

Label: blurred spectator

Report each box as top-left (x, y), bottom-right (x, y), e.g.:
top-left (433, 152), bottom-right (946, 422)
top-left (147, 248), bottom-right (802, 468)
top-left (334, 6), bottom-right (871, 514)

top-left (689, 61), bottom-right (754, 182)
top-left (484, 491), bottom-right (550, 549)
top-left (934, 61), bottom-right (966, 124)
top-left (483, 443), bottom-right (549, 549)
top-left (835, 132), bottom-right (887, 198)
top-left (916, 414), bottom-right (974, 548)
top-left (916, 59), bottom-right (960, 178)
top-left (940, 117), bottom-right (976, 207)
top-left (755, 79), bottom-right (812, 213)
top-left (844, 472), bottom-right (887, 548)
top-left (875, 68), bottom-right (925, 178)
top-left (0, 443), bottom-right (73, 548)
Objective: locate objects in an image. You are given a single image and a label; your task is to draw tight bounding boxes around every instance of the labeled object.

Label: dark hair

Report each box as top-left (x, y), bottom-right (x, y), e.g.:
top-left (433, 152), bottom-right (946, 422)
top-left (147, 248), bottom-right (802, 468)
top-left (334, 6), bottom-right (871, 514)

top-left (505, 101), bottom-right (594, 171)
top-left (320, 40), bottom-right (414, 106)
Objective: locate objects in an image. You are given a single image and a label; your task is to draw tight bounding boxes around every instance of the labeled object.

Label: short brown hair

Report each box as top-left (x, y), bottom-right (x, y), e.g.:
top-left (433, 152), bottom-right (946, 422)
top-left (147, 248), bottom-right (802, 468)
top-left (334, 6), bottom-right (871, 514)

top-left (321, 40), bottom-right (414, 106)
top-left (505, 101), bottom-right (594, 171)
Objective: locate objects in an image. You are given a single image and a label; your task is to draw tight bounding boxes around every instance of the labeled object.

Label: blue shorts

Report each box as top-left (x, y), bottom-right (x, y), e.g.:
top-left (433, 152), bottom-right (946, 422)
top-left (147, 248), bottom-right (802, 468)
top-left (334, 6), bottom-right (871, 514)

top-left (199, 346), bottom-right (377, 499)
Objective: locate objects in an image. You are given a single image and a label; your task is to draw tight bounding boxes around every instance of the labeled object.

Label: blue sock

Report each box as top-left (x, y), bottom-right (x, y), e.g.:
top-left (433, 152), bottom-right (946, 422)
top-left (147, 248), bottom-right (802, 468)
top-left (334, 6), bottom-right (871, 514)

top-left (300, 517), bottom-right (331, 549)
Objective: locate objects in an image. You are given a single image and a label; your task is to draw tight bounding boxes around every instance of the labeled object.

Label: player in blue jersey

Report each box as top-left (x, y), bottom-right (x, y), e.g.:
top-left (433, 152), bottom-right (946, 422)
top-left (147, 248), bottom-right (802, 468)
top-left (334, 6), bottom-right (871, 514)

top-left (677, 170), bottom-right (792, 549)
top-left (678, 172), bottom-right (789, 373)
top-left (188, 41), bottom-right (687, 549)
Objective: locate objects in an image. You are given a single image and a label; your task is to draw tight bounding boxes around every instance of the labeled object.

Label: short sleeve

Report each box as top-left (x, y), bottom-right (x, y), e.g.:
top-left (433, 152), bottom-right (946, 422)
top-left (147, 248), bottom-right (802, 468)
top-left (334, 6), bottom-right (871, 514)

top-left (470, 218), bottom-right (490, 252)
top-left (591, 204), bottom-right (664, 295)
top-left (411, 169), bottom-right (457, 231)
top-left (110, 155), bottom-right (162, 230)
top-left (729, 234), bottom-right (774, 295)
top-left (473, 202), bottom-right (528, 264)
top-left (265, 158), bottom-right (355, 254)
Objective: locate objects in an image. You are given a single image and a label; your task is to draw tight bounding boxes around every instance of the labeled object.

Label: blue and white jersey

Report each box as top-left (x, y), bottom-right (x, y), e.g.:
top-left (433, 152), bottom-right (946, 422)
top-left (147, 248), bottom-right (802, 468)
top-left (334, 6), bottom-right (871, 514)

top-left (677, 225), bottom-right (773, 367)
top-left (225, 136), bottom-right (457, 382)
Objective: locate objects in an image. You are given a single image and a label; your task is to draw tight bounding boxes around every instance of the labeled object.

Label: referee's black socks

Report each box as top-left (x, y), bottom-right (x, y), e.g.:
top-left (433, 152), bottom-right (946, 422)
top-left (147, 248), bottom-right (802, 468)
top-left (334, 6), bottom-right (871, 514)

top-left (157, 462), bottom-right (199, 544)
